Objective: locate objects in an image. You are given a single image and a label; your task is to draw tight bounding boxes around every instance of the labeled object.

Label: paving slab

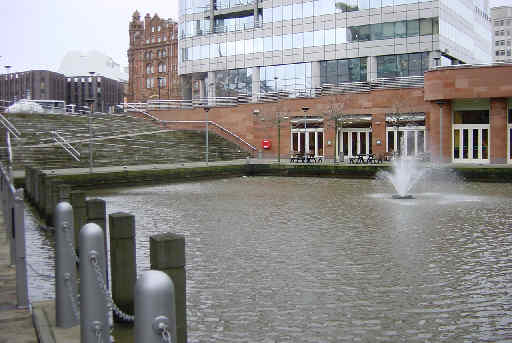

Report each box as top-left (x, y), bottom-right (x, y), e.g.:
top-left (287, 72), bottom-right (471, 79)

top-left (0, 216), bottom-right (37, 343)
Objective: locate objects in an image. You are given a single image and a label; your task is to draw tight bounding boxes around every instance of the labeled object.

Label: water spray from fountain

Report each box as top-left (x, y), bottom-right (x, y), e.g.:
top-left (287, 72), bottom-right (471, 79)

top-left (377, 143), bottom-right (428, 199)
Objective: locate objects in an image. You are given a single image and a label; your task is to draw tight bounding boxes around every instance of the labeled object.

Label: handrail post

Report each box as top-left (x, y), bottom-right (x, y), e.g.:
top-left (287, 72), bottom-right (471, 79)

top-left (135, 270), bottom-right (176, 343)
top-left (80, 223), bottom-right (110, 343)
top-left (14, 188), bottom-right (28, 308)
top-left (55, 202), bottom-right (79, 327)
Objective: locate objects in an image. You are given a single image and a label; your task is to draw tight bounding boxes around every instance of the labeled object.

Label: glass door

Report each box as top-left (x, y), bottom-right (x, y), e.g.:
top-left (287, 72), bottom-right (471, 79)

top-left (291, 129), bottom-right (324, 156)
top-left (452, 125), bottom-right (489, 163)
top-left (386, 127), bottom-right (426, 157)
top-left (340, 129), bottom-right (372, 159)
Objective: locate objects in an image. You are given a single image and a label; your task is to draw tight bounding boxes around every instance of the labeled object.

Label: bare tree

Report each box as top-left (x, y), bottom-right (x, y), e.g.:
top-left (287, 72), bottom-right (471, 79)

top-left (324, 95), bottom-right (346, 163)
top-left (386, 89), bottom-right (415, 158)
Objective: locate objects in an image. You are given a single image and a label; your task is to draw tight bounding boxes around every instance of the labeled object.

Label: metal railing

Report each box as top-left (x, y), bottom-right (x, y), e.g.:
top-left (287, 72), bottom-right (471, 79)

top-left (52, 131), bottom-right (80, 161)
top-left (0, 162), bottom-right (29, 309)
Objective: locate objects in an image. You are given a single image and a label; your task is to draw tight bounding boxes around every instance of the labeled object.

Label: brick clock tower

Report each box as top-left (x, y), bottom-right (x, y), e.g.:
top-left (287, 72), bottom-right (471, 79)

top-left (128, 10), bottom-right (180, 102)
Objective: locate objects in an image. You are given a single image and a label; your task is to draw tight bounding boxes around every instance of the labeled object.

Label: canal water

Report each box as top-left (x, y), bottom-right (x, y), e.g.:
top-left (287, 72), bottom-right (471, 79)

top-left (26, 177), bottom-right (512, 342)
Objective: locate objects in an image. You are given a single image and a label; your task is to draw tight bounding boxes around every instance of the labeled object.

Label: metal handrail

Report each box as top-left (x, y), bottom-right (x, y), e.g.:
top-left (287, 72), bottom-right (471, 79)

top-left (52, 131), bottom-right (80, 161)
top-left (162, 120), bottom-right (257, 151)
top-left (0, 114), bottom-right (21, 139)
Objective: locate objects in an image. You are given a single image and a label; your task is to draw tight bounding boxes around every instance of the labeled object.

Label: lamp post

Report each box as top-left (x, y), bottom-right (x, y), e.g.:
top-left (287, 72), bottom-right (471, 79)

top-left (87, 71), bottom-right (95, 173)
top-left (157, 77), bottom-right (163, 101)
top-left (5, 65), bottom-right (11, 105)
top-left (302, 106), bottom-right (309, 157)
top-left (203, 106), bottom-right (209, 165)
top-left (276, 113), bottom-right (288, 164)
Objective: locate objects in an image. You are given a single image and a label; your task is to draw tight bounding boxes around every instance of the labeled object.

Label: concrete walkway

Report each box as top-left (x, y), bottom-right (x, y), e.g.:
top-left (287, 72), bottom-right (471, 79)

top-left (0, 214), bottom-right (37, 343)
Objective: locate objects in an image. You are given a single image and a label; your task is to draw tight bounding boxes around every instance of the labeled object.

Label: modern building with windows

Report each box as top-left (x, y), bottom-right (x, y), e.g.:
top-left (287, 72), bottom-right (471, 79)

top-left (0, 70), bottom-right (66, 109)
top-left (128, 11), bottom-right (181, 102)
top-left (178, 0), bottom-right (492, 100)
top-left (65, 75), bottom-right (124, 113)
top-left (491, 6), bottom-right (512, 61)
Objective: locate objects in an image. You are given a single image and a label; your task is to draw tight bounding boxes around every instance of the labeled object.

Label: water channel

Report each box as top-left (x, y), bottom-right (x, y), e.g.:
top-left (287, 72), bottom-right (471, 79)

top-left (25, 176), bottom-right (512, 342)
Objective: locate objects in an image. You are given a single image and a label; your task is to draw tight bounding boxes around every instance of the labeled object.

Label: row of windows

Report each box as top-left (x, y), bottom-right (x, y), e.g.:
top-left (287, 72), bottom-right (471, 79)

top-left (180, 0), bottom-right (433, 16)
top-left (145, 49), bottom-right (169, 59)
top-left (320, 57), bottom-right (367, 84)
top-left (146, 77), bottom-right (168, 88)
top-left (496, 40), bottom-right (511, 47)
top-left (181, 18), bottom-right (438, 61)
top-left (495, 19), bottom-right (512, 27)
top-left (495, 30), bottom-right (511, 37)
top-left (376, 52), bottom-right (429, 78)
top-left (194, 52), bottom-right (429, 96)
top-left (260, 63), bottom-right (312, 91)
top-left (495, 49), bottom-right (512, 57)
top-left (146, 63), bottom-right (168, 74)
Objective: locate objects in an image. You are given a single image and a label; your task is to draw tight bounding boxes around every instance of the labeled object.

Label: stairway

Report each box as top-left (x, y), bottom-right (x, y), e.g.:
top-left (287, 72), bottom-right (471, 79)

top-left (0, 112), bottom-right (250, 170)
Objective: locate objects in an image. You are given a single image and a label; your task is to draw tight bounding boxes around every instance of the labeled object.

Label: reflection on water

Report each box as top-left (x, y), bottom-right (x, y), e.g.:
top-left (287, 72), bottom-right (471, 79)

top-left (27, 177), bottom-right (512, 342)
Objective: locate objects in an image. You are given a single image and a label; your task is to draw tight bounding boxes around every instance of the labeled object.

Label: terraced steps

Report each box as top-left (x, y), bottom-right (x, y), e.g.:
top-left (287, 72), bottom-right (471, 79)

top-left (0, 112), bottom-right (250, 170)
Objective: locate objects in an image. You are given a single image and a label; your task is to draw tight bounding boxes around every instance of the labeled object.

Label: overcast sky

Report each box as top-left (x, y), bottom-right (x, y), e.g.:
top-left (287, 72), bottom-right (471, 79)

top-left (0, 0), bottom-right (510, 73)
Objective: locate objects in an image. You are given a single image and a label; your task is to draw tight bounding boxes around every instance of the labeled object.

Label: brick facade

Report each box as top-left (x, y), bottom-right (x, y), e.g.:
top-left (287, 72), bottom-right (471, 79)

top-left (136, 65), bottom-right (512, 165)
top-left (128, 11), bottom-right (180, 102)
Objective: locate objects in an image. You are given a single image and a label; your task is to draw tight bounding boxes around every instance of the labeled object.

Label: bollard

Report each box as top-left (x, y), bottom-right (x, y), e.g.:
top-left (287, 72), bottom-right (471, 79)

top-left (55, 202), bottom-right (79, 328)
top-left (109, 212), bottom-right (136, 321)
top-left (86, 199), bottom-right (108, 285)
top-left (150, 233), bottom-right (187, 343)
top-left (8, 189), bottom-right (15, 267)
top-left (70, 191), bottom-right (87, 254)
top-left (13, 189), bottom-right (28, 309)
top-left (80, 223), bottom-right (110, 343)
top-left (135, 270), bottom-right (177, 343)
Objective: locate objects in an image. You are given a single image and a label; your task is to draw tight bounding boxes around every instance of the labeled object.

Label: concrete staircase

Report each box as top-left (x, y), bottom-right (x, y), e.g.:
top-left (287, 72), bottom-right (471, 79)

top-left (0, 112), bottom-right (250, 170)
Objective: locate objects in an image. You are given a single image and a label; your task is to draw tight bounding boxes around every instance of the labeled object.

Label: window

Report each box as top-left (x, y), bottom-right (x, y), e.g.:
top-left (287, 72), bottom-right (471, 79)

top-left (283, 5), bottom-right (292, 20)
top-left (146, 64), bottom-right (153, 74)
top-left (264, 36), bottom-right (272, 52)
top-left (283, 34), bottom-right (292, 50)
top-left (407, 19), bottom-right (419, 37)
top-left (293, 2), bottom-right (302, 20)
top-left (419, 18), bottom-right (432, 36)
top-left (293, 32), bottom-right (304, 49)
top-left (273, 35), bottom-right (282, 51)
top-left (273, 6), bottom-right (282, 22)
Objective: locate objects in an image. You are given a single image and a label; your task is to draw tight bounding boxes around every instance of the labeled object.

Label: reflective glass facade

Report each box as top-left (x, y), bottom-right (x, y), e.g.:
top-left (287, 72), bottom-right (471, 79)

top-left (178, 0), bottom-right (492, 98)
top-left (377, 52), bottom-right (430, 78)
top-left (320, 58), bottom-right (367, 84)
top-left (260, 63), bottom-right (312, 91)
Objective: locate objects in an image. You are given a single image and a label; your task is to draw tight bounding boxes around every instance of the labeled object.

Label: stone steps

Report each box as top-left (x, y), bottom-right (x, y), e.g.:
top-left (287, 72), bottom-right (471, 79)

top-left (0, 113), bottom-right (249, 170)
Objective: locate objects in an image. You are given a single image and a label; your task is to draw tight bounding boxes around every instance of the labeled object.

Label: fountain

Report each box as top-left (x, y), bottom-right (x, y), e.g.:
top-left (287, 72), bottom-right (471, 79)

top-left (378, 156), bottom-right (427, 199)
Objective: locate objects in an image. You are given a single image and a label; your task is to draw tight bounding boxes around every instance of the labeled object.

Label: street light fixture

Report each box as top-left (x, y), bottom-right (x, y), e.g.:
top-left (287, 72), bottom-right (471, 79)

top-left (203, 106), bottom-right (210, 165)
top-left (302, 106), bottom-right (310, 157)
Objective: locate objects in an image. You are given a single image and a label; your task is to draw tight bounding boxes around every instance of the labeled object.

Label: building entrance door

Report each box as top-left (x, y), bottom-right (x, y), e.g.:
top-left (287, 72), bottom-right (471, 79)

top-left (386, 127), bottom-right (426, 157)
top-left (291, 129), bottom-right (324, 157)
top-left (340, 129), bottom-right (372, 159)
top-left (452, 125), bottom-right (489, 163)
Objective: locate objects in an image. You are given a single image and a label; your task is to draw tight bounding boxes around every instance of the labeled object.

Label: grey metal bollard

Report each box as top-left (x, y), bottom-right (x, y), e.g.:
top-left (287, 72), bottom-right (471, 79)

top-left (55, 202), bottom-right (79, 328)
top-left (13, 189), bottom-right (28, 309)
top-left (80, 223), bottom-right (110, 343)
top-left (135, 270), bottom-right (177, 343)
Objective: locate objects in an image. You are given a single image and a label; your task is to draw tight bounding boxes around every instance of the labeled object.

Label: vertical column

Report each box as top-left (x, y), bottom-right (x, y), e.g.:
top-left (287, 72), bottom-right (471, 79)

top-left (367, 56), bottom-right (377, 82)
top-left (371, 112), bottom-right (387, 160)
top-left (490, 98), bottom-right (508, 164)
top-left (251, 66), bottom-right (260, 103)
top-left (109, 212), bottom-right (136, 320)
top-left (431, 100), bottom-right (452, 163)
top-left (199, 79), bottom-right (206, 99)
top-left (311, 61), bottom-right (321, 92)
top-left (208, 71), bottom-right (216, 107)
top-left (150, 233), bottom-right (187, 343)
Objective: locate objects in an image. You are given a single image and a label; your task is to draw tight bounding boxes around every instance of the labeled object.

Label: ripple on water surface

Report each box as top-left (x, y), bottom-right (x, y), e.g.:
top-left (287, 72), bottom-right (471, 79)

top-left (26, 177), bottom-right (512, 342)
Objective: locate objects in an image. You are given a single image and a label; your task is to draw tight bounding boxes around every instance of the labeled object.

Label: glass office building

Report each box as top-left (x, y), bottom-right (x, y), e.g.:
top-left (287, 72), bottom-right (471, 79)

top-left (178, 0), bottom-right (492, 99)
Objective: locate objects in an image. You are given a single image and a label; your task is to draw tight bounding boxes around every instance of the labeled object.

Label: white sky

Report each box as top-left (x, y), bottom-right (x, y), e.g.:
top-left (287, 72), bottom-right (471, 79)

top-left (0, 0), bottom-right (510, 73)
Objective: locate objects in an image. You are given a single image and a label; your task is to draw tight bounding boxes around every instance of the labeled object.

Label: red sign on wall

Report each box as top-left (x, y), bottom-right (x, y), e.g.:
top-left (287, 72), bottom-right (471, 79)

top-left (262, 139), bottom-right (271, 149)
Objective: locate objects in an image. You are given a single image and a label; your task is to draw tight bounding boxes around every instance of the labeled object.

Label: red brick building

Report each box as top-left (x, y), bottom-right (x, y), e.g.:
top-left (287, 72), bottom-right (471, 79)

top-left (132, 64), bottom-right (512, 165)
top-left (127, 11), bottom-right (180, 102)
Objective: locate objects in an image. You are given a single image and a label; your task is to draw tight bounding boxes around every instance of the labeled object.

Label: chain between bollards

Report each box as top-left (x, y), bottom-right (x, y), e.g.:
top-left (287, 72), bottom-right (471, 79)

top-left (90, 254), bottom-right (135, 322)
